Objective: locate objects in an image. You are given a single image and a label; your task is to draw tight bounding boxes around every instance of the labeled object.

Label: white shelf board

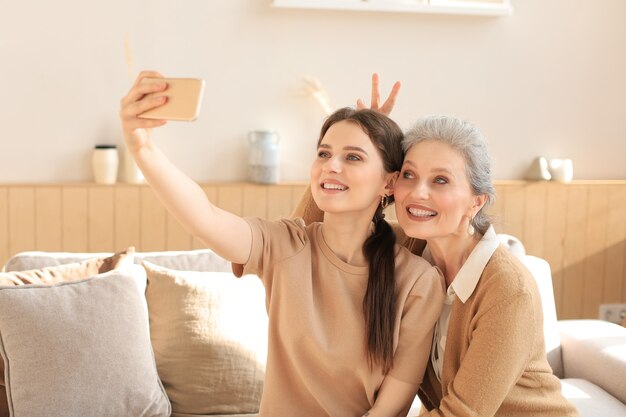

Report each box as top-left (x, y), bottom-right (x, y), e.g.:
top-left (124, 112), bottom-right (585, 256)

top-left (273, 0), bottom-right (513, 16)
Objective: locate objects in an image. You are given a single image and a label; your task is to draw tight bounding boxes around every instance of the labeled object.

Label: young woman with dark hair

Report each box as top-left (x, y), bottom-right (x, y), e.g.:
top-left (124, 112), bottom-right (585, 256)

top-left (119, 71), bottom-right (444, 417)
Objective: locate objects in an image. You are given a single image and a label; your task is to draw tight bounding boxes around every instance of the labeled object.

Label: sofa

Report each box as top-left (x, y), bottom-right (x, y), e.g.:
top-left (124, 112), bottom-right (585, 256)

top-left (0, 237), bottom-right (625, 417)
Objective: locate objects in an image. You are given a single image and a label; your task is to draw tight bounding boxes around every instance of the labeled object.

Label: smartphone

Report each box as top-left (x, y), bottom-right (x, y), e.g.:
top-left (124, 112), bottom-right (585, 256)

top-left (138, 77), bottom-right (205, 121)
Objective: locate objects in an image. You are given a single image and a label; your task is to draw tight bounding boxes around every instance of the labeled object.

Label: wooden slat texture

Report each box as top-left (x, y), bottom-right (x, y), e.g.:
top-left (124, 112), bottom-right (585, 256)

top-left (62, 187), bottom-right (88, 252)
top-left (243, 184), bottom-right (268, 218)
top-left (604, 186), bottom-right (626, 304)
top-left (166, 211), bottom-right (192, 251)
top-left (88, 187), bottom-right (115, 253)
top-left (542, 184), bottom-right (568, 317)
top-left (0, 188), bottom-right (8, 267)
top-left (501, 183), bottom-right (525, 240)
top-left (115, 186), bottom-right (141, 251)
top-left (35, 187), bottom-right (62, 252)
top-left (561, 186), bottom-right (588, 319)
top-left (8, 188), bottom-right (35, 257)
top-left (582, 186), bottom-right (608, 318)
top-left (217, 185), bottom-right (243, 216)
top-left (1, 181), bottom-right (625, 321)
top-left (140, 187), bottom-right (166, 252)
top-left (523, 182), bottom-right (547, 257)
top-left (291, 185), bottom-right (308, 214)
top-left (267, 186), bottom-right (294, 220)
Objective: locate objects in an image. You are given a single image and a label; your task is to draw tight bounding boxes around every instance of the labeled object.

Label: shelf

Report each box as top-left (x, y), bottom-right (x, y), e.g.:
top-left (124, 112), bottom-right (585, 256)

top-left (272, 0), bottom-right (513, 16)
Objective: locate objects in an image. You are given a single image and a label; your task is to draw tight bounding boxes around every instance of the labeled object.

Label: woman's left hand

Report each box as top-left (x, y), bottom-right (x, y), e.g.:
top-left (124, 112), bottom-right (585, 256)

top-left (356, 73), bottom-right (401, 116)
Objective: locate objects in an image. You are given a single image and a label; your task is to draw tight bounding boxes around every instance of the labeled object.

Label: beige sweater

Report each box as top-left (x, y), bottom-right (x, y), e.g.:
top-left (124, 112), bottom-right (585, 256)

top-left (416, 245), bottom-right (578, 417)
top-left (238, 218), bottom-right (444, 417)
top-left (292, 187), bottom-right (578, 416)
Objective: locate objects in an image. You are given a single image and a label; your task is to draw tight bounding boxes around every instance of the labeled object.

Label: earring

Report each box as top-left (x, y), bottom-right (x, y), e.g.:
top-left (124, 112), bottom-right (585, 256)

top-left (468, 217), bottom-right (475, 236)
top-left (381, 195), bottom-right (389, 209)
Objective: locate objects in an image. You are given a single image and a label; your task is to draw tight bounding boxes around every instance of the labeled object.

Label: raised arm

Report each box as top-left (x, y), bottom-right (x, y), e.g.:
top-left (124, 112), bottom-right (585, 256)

top-left (119, 71), bottom-right (251, 264)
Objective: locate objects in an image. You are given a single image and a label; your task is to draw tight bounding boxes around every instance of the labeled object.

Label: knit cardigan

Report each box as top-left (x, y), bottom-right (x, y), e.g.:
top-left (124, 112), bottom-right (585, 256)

top-left (415, 245), bottom-right (578, 417)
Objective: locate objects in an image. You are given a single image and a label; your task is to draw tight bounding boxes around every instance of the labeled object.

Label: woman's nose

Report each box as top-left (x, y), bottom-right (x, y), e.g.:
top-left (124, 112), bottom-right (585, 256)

top-left (410, 181), bottom-right (429, 200)
top-left (323, 156), bottom-right (341, 173)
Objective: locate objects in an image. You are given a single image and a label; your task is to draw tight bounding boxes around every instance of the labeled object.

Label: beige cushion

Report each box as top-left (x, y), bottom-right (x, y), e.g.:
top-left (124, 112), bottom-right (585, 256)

top-left (2, 248), bottom-right (229, 273)
top-left (0, 247), bottom-right (135, 285)
top-left (143, 261), bottom-right (267, 415)
top-left (0, 266), bottom-right (170, 417)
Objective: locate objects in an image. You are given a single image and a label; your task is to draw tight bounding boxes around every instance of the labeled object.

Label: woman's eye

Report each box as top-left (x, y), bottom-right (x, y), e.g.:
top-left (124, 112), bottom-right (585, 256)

top-left (401, 170), bottom-right (414, 179)
top-left (317, 151), bottom-right (330, 158)
top-left (346, 154), bottom-right (362, 161)
top-left (434, 176), bottom-right (448, 184)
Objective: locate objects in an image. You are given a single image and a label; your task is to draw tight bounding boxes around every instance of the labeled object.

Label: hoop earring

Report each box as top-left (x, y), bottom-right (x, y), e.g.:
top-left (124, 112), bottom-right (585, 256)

top-left (381, 195), bottom-right (390, 209)
top-left (468, 217), bottom-right (475, 236)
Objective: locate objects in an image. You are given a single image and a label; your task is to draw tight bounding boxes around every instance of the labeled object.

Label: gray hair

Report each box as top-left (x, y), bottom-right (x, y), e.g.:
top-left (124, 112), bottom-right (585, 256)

top-left (402, 115), bottom-right (495, 234)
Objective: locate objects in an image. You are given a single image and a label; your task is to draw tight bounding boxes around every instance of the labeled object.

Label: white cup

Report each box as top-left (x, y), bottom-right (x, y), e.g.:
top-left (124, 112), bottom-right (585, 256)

top-left (548, 158), bottom-right (573, 183)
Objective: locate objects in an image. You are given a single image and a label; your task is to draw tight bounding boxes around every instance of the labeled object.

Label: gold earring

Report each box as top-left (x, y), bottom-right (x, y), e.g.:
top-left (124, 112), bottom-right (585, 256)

top-left (381, 195), bottom-right (389, 209)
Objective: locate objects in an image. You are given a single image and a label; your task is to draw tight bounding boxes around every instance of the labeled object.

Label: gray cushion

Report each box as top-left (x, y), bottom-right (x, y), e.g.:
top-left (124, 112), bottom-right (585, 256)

top-left (0, 265), bottom-right (171, 417)
top-left (561, 379), bottom-right (626, 417)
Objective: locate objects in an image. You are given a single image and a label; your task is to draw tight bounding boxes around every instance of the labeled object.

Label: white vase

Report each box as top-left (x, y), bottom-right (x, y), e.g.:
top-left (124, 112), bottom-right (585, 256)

top-left (123, 146), bottom-right (144, 184)
top-left (92, 145), bottom-right (119, 184)
top-left (548, 158), bottom-right (574, 183)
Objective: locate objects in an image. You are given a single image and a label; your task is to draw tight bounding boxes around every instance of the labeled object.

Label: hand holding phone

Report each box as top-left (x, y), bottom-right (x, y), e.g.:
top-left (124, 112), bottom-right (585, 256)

top-left (138, 77), bottom-right (205, 121)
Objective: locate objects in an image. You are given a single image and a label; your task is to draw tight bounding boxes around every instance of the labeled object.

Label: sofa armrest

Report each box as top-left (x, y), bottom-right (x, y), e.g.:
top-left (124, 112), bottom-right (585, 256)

top-left (559, 319), bottom-right (626, 404)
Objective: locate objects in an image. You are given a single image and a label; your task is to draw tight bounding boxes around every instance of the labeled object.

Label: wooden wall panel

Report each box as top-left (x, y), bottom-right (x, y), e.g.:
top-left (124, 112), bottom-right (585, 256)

top-left (217, 185), bottom-right (243, 216)
top-left (2, 181), bottom-right (626, 321)
top-left (35, 188), bottom-right (62, 252)
top-left (582, 187), bottom-right (608, 318)
top-left (561, 186), bottom-right (588, 319)
top-left (140, 187), bottom-right (166, 252)
top-left (8, 188), bottom-right (35, 257)
top-left (62, 187), bottom-right (88, 252)
top-left (523, 182), bottom-right (547, 257)
top-left (604, 187), bottom-right (626, 303)
top-left (291, 185), bottom-right (308, 213)
top-left (242, 184), bottom-right (268, 218)
top-left (88, 187), bottom-right (115, 252)
top-left (115, 186), bottom-right (141, 251)
top-left (542, 184), bottom-right (568, 317)
top-left (501, 184), bottom-right (525, 242)
top-left (0, 188), bottom-right (8, 267)
top-left (267, 186), bottom-right (294, 220)
top-left (166, 211), bottom-right (192, 251)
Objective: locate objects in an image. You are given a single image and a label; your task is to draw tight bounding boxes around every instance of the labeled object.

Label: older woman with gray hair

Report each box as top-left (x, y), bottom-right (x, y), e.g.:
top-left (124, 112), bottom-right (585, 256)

top-left (293, 75), bottom-right (579, 416)
top-left (393, 115), bottom-right (577, 416)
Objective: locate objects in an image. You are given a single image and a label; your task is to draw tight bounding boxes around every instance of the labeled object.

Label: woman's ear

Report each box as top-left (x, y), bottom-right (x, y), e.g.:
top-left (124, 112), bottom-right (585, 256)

top-left (384, 171), bottom-right (400, 196)
top-left (471, 194), bottom-right (488, 215)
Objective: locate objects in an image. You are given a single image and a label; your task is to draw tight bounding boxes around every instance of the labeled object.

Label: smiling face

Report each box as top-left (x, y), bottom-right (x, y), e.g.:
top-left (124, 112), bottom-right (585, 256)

top-left (310, 120), bottom-right (393, 217)
top-left (394, 140), bottom-right (485, 240)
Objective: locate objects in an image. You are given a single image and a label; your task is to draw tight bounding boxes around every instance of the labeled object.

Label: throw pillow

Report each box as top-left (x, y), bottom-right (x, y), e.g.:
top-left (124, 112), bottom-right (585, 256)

top-left (0, 247), bottom-right (135, 286)
top-left (0, 266), bottom-right (170, 417)
top-left (0, 247), bottom-right (135, 401)
top-left (143, 261), bottom-right (267, 416)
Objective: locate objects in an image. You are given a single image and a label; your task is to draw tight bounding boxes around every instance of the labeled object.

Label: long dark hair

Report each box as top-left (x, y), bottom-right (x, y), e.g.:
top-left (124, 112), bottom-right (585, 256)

top-left (318, 107), bottom-right (404, 373)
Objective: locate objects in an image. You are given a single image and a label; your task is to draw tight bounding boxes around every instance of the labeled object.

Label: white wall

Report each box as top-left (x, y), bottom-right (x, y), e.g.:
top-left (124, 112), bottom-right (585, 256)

top-left (1, 0), bottom-right (625, 183)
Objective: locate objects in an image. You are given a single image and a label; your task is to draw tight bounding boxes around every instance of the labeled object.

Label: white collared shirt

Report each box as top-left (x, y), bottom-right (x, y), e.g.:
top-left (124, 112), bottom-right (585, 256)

top-left (428, 225), bottom-right (500, 382)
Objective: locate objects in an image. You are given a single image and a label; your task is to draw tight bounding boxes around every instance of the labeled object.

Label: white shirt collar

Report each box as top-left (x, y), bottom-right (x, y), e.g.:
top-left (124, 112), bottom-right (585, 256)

top-left (423, 225), bottom-right (499, 303)
top-left (451, 225), bottom-right (499, 303)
